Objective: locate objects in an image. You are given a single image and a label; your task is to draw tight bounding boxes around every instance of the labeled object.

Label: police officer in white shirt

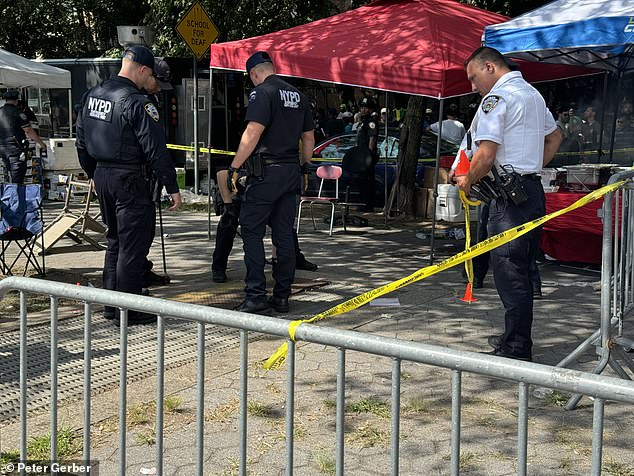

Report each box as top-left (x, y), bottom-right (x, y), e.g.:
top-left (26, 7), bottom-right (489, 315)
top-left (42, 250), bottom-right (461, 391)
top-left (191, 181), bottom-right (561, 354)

top-left (455, 47), bottom-right (562, 361)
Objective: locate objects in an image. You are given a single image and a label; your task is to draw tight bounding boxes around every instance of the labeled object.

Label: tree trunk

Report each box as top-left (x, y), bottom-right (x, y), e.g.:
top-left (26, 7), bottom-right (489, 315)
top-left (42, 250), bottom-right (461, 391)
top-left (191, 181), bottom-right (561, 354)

top-left (387, 95), bottom-right (425, 217)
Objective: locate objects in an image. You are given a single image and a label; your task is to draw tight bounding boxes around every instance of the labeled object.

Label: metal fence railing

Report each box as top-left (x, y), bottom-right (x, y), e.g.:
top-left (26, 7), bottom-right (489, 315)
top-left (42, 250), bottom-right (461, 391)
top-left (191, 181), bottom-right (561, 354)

top-left (556, 169), bottom-right (634, 411)
top-left (2, 276), bottom-right (634, 476)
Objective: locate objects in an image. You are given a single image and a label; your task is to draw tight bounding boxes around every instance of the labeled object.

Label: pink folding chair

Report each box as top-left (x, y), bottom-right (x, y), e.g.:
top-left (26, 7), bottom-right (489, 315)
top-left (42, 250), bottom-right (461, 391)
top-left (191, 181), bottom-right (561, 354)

top-left (296, 165), bottom-right (342, 236)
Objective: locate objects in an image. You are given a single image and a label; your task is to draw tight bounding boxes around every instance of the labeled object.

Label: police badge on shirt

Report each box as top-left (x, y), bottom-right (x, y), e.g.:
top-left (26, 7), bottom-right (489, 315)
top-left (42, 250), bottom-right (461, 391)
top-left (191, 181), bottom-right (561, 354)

top-left (144, 102), bottom-right (160, 122)
top-left (481, 95), bottom-right (500, 114)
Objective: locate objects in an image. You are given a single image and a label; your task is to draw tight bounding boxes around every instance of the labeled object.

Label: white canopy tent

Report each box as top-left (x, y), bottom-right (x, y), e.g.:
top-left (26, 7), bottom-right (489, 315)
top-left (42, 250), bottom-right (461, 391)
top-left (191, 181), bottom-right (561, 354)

top-left (0, 48), bottom-right (70, 89)
top-left (0, 48), bottom-right (73, 138)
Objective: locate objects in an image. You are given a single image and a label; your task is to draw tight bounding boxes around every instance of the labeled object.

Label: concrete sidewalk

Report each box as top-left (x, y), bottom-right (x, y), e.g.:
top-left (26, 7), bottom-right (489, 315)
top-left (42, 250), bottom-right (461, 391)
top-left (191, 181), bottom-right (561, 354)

top-left (1, 205), bottom-right (633, 475)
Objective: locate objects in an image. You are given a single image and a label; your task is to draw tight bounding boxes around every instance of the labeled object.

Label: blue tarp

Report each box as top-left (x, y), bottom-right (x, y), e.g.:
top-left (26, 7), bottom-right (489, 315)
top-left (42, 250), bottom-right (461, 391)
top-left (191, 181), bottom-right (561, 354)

top-left (483, 0), bottom-right (634, 72)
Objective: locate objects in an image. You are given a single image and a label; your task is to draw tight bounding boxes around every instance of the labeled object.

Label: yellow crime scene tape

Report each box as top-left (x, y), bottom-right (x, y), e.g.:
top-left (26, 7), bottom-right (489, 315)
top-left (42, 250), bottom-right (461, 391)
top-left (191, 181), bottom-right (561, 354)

top-left (262, 178), bottom-right (627, 369)
top-left (166, 144), bottom-right (235, 155)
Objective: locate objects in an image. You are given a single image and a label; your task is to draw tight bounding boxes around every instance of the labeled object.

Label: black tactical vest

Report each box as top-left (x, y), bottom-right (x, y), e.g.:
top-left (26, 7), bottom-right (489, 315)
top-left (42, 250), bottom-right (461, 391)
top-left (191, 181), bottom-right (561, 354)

top-left (81, 79), bottom-right (145, 165)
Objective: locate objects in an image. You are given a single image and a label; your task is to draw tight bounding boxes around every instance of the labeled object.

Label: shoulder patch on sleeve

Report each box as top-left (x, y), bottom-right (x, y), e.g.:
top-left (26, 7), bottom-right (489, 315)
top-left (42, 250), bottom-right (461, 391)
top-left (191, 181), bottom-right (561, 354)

top-left (369, 122), bottom-right (376, 129)
top-left (19, 113), bottom-right (28, 121)
top-left (481, 95), bottom-right (500, 113)
top-left (144, 102), bottom-right (159, 122)
top-left (249, 90), bottom-right (257, 103)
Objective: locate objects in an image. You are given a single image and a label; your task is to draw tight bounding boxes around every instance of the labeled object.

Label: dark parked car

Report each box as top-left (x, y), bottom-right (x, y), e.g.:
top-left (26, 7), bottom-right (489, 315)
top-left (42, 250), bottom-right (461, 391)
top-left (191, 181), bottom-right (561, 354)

top-left (308, 130), bottom-right (459, 204)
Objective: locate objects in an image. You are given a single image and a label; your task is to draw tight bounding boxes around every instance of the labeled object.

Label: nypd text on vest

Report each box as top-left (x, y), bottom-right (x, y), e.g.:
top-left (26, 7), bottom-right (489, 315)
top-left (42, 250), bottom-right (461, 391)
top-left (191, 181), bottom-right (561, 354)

top-left (88, 97), bottom-right (114, 121)
top-left (280, 90), bottom-right (300, 108)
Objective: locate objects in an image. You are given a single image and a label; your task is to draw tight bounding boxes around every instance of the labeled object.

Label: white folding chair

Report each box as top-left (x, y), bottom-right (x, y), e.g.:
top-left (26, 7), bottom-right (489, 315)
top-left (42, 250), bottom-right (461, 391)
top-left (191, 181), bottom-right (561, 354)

top-left (296, 165), bottom-right (342, 236)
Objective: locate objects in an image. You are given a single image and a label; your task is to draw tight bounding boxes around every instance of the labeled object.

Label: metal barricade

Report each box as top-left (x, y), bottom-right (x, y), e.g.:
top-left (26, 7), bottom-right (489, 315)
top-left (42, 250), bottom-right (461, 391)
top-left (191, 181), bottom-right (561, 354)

top-left (2, 276), bottom-right (634, 476)
top-left (556, 169), bottom-right (634, 410)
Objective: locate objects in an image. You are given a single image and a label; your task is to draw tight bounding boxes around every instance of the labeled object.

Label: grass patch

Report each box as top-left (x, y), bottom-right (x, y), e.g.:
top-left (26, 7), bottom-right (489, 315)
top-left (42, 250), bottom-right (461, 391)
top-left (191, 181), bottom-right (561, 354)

top-left (164, 395), bottom-right (183, 413)
top-left (128, 404), bottom-right (151, 425)
top-left (214, 456), bottom-right (240, 476)
top-left (603, 460), bottom-right (634, 476)
top-left (346, 423), bottom-right (389, 448)
top-left (345, 396), bottom-right (390, 418)
top-left (545, 390), bottom-right (570, 407)
top-left (0, 450), bottom-right (20, 465)
top-left (265, 383), bottom-right (282, 395)
top-left (247, 400), bottom-right (272, 418)
top-left (206, 399), bottom-right (239, 423)
top-left (402, 396), bottom-right (428, 414)
top-left (136, 426), bottom-right (156, 446)
top-left (26, 426), bottom-right (82, 460)
top-left (459, 451), bottom-right (478, 470)
top-left (323, 399), bottom-right (336, 410)
top-left (313, 449), bottom-right (336, 475)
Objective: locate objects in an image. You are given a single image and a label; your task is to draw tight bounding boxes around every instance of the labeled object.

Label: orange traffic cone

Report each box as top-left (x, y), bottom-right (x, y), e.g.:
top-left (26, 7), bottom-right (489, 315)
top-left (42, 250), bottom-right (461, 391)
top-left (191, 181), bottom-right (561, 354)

top-left (455, 150), bottom-right (471, 176)
top-left (460, 282), bottom-right (478, 303)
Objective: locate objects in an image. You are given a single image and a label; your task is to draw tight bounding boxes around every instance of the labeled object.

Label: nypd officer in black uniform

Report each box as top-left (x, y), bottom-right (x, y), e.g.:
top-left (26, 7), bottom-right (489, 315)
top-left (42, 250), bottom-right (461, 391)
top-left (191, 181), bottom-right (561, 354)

top-left (75, 45), bottom-right (182, 325)
top-left (356, 97), bottom-right (379, 211)
top-left (229, 51), bottom-right (314, 314)
top-left (0, 89), bottom-right (48, 184)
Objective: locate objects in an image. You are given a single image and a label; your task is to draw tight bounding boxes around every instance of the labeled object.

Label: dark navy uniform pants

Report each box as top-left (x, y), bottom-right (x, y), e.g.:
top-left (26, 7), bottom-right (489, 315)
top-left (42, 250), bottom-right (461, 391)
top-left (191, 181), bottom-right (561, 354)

top-left (0, 141), bottom-right (27, 184)
top-left (212, 205), bottom-right (239, 272)
top-left (473, 204), bottom-right (541, 290)
top-left (488, 178), bottom-right (545, 359)
top-left (212, 199), bottom-right (306, 273)
top-left (239, 163), bottom-right (301, 300)
top-left (95, 167), bottom-right (154, 296)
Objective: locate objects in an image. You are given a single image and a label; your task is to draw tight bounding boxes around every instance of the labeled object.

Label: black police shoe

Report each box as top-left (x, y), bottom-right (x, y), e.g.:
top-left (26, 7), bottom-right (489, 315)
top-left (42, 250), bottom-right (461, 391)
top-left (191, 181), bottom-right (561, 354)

top-left (483, 349), bottom-right (532, 362)
top-left (212, 268), bottom-right (228, 283)
top-left (268, 296), bottom-right (290, 313)
top-left (113, 310), bottom-right (157, 326)
top-left (142, 269), bottom-right (170, 287)
top-left (234, 297), bottom-right (271, 314)
top-left (104, 306), bottom-right (116, 320)
top-left (296, 257), bottom-right (318, 272)
top-left (488, 334), bottom-right (503, 350)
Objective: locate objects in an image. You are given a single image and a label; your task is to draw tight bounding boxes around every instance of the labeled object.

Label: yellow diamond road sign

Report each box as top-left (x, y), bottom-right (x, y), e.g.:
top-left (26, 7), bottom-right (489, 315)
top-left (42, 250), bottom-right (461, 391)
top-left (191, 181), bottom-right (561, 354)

top-left (176, 1), bottom-right (219, 60)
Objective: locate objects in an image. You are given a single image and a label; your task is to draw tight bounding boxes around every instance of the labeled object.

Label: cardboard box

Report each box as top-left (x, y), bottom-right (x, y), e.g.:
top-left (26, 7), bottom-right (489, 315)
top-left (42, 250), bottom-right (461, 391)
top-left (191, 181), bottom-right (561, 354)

top-left (423, 166), bottom-right (450, 188)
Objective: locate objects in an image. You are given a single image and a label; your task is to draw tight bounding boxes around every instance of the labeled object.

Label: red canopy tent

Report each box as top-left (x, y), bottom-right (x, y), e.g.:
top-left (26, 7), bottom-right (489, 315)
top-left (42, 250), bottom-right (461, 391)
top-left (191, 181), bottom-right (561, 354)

top-left (210, 0), bottom-right (593, 98)
top-left (209, 0), bottom-right (594, 257)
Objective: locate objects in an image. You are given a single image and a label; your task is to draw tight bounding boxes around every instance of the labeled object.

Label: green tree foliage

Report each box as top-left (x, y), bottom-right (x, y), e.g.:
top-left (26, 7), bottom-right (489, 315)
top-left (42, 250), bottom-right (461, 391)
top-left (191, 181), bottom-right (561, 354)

top-left (145, 0), bottom-right (338, 57)
top-left (0, 0), bottom-right (147, 58)
top-left (0, 0), bottom-right (552, 59)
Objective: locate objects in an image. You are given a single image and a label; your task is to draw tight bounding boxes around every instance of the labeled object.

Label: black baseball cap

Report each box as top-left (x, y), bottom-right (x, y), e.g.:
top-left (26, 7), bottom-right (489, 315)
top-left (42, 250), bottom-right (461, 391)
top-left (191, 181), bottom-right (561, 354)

top-left (246, 51), bottom-right (273, 74)
top-left (123, 45), bottom-right (155, 70)
top-left (4, 89), bottom-right (20, 100)
top-left (153, 58), bottom-right (173, 90)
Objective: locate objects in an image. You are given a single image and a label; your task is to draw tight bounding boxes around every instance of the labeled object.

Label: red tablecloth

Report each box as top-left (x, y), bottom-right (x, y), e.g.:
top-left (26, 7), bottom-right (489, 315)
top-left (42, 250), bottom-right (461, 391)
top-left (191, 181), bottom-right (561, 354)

top-left (541, 192), bottom-right (604, 264)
